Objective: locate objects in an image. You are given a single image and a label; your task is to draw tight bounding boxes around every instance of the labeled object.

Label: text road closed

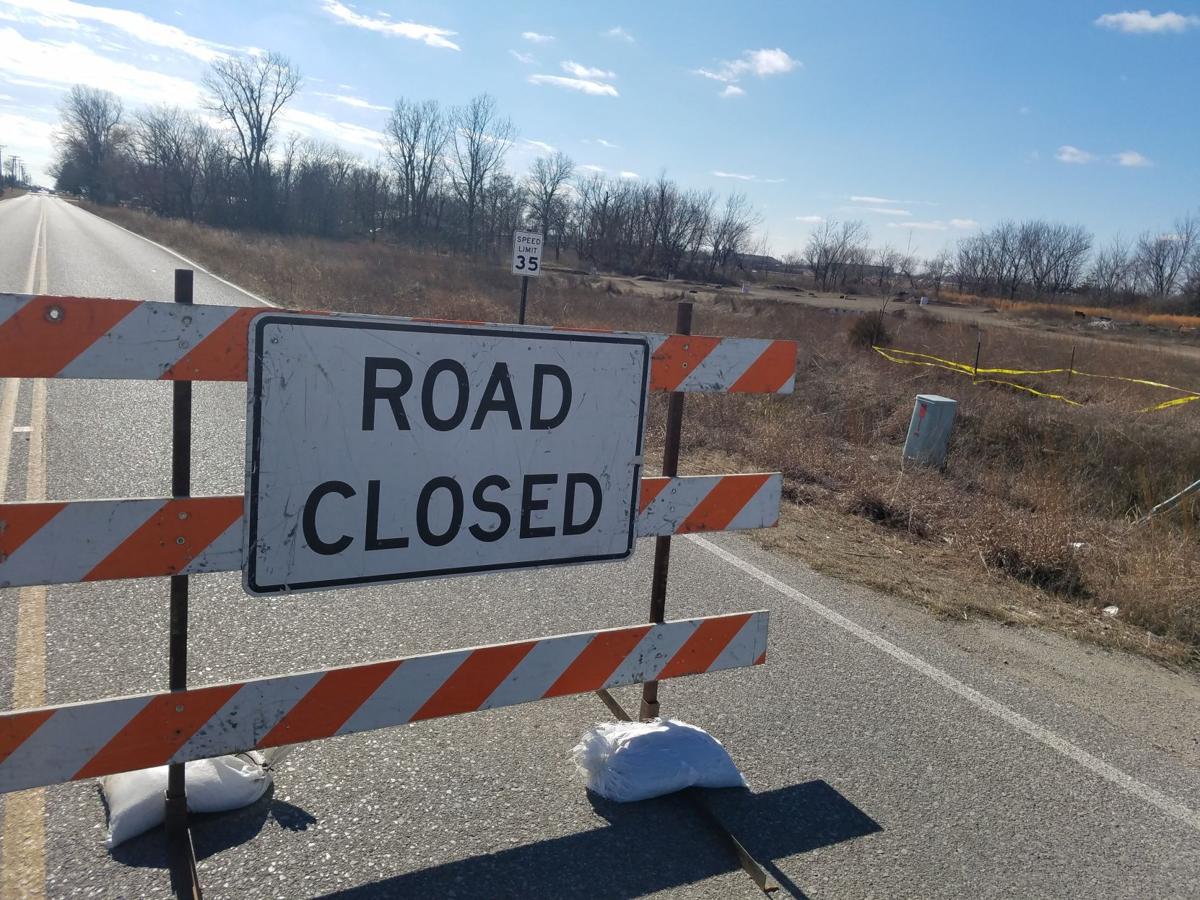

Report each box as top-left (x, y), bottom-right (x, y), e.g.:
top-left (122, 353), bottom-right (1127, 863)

top-left (244, 315), bottom-right (649, 594)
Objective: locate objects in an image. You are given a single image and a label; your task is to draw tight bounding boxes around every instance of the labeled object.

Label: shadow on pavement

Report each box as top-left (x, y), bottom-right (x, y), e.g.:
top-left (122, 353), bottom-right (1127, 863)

top-left (109, 783), bottom-right (318, 868)
top-left (319, 780), bottom-right (880, 899)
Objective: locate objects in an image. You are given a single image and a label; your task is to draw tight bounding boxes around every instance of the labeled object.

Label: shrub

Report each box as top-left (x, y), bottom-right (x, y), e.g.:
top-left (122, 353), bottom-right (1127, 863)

top-left (847, 314), bottom-right (890, 347)
top-left (848, 492), bottom-right (929, 538)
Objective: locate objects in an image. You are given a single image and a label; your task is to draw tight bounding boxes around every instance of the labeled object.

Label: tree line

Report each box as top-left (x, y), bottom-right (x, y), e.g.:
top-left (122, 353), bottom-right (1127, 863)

top-left (49, 50), bottom-right (1198, 305)
top-left (49, 52), bottom-right (761, 279)
top-left (794, 214), bottom-right (1199, 308)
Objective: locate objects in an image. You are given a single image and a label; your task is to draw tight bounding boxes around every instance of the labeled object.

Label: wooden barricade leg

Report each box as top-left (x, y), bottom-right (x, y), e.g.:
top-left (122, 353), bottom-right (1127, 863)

top-left (639, 300), bottom-right (693, 721)
top-left (166, 269), bottom-right (202, 900)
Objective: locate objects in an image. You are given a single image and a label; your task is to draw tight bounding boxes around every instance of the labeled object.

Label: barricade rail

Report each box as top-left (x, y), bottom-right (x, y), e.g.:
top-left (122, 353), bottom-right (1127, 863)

top-left (0, 293), bottom-right (797, 394)
top-left (0, 474), bottom-right (782, 587)
top-left (0, 611), bottom-right (767, 794)
top-left (0, 284), bottom-right (798, 897)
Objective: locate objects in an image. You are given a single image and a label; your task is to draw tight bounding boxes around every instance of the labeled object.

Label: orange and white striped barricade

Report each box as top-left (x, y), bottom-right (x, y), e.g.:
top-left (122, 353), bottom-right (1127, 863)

top-left (0, 282), bottom-right (796, 893)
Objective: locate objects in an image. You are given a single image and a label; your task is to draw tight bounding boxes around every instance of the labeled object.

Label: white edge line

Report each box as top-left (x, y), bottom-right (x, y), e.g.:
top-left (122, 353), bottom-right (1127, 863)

top-left (68, 200), bottom-right (278, 309)
top-left (686, 533), bottom-right (1200, 834)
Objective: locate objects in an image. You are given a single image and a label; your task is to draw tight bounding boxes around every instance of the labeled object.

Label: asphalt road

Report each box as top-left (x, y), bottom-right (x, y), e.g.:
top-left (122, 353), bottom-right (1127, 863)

top-left (2, 193), bottom-right (1199, 899)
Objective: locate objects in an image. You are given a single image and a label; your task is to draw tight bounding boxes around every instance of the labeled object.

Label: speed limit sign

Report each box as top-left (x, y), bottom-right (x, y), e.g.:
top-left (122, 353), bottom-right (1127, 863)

top-left (512, 231), bottom-right (544, 277)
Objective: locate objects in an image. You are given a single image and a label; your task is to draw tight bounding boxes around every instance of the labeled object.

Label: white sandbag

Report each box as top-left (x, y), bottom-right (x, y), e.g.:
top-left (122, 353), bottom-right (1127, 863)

top-left (102, 750), bottom-right (282, 849)
top-left (572, 719), bottom-right (747, 803)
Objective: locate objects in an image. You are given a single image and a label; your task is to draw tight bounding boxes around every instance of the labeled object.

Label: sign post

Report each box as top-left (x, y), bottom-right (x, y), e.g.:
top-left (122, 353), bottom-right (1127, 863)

top-left (244, 315), bottom-right (649, 594)
top-left (511, 230), bottom-right (544, 324)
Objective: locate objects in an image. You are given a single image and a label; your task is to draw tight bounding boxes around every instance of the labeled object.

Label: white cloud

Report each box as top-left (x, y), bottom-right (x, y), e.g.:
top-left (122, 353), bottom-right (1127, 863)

top-left (562, 60), bottom-right (616, 79)
top-left (321, 0), bottom-right (459, 50)
top-left (795, 215), bottom-right (825, 223)
top-left (712, 170), bottom-right (784, 183)
top-left (0, 108), bottom-right (56, 182)
top-left (888, 221), bottom-right (949, 231)
top-left (887, 217), bottom-right (978, 231)
top-left (279, 108), bottom-right (385, 151)
top-left (619, 170), bottom-right (639, 179)
top-left (604, 26), bottom-right (634, 42)
top-left (584, 138), bottom-right (619, 149)
top-left (720, 85), bottom-right (745, 98)
top-left (847, 205), bottom-right (913, 216)
top-left (528, 74), bottom-right (618, 97)
top-left (1056, 144), bottom-right (1096, 164)
top-left (1115, 149), bottom-right (1153, 167)
top-left (695, 48), bottom-right (800, 84)
top-left (509, 49), bottom-right (536, 64)
top-left (0, 0), bottom-right (233, 61)
top-left (742, 48), bottom-right (798, 76)
top-left (0, 27), bottom-right (203, 105)
top-left (314, 92), bottom-right (389, 111)
top-left (524, 138), bottom-right (556, 153)
top-left (1095, 10), bottom-right (1199, 33)
top-left (580, 163), bottom-right (606, 173)
top-left (522, 31), bottom-right (555, 43)
top-left (850, 194), bottom-right (897, 204)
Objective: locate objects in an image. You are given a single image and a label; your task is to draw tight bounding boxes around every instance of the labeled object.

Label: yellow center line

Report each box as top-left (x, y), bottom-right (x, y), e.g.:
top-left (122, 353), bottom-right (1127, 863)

top-left (1, 196), bottom-right (49, 900)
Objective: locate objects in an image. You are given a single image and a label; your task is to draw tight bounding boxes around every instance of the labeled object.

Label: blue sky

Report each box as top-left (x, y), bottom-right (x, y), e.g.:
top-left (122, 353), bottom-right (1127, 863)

top-left (1, 0), bottom-right (1197, 255)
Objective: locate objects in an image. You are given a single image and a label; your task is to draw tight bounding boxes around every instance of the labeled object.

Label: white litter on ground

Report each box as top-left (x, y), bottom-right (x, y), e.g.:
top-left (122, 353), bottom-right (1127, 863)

top-left (572, 719), bottom-right (747, 802)
top-left (102, 748), bottom-right (288, 848)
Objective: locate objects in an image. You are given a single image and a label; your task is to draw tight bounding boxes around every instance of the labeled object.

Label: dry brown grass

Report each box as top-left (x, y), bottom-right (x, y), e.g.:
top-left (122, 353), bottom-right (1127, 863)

top-left (90, 205), bottom-right (1200, 668)
top-left (942, 289), bottom-right (1200, 331)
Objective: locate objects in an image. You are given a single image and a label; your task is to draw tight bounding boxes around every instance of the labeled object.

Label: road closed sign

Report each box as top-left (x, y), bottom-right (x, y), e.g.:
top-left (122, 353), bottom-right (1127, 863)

top-left (243, 314), bottom-right (650, 595)
top-left (512, 230), bottom-right (544, 276)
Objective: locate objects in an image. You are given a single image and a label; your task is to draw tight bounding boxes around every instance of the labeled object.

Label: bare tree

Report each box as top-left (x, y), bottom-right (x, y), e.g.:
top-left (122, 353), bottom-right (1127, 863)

top-left (924, 249), bottom-right (951, 297)
top-left (708, 191), bottom-right (760, 276)
top-left (526, 150), bottom-right (574, 235)
top-left (449, 94), bottom-right (515, 253)
top-left (803, 219), bottom-right (869, 290)
top-left (350, 163), bottom-right (390, 240)
top-left (384, 98), bottom-right (452, 237)
top-left (873, 245), bottom-right (902, 292)
top-left (132, 106), bottom-right (215, 219)
top-left (203, 51), bottom-right (301, 227)
top-left (1134, 214), bottom-right (1198, 298)
top-left (1020, 220), bottom-right (1092, 298)
top-left (1184, 242), bottom-right (1200, 312)
top-left (1089, 235), bottom-right (1133, 303)
top-left (52, 85), bottom-right (124, 200)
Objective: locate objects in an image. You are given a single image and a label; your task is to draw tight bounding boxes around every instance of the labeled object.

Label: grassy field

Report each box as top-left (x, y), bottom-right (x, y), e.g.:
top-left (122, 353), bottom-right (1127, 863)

top-left (87, 205), bottom-right (1200, 668)
top-left (940, 289), bottom-right (1200, 331)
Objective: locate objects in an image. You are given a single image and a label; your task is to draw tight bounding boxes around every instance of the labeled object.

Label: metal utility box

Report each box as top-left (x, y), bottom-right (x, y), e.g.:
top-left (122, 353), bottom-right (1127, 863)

top-left (903, 394), bottom-right (956, 468)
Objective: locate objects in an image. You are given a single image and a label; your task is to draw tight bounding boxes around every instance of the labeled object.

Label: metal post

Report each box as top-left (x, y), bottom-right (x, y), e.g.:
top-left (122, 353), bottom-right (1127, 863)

top-left (166, 269), bottom-right (202, 900)
top-left (972, 333), bottom-right (982, 383)
top-left (640, 300), bottom-right (693, 721)
top-left (1067, 345), bottom-right (1075, 385)
top-left (518, 275), bottom-right (530, 325)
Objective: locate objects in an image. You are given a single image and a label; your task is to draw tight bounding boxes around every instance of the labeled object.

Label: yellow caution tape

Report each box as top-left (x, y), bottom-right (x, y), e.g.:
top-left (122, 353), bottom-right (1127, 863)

top-left (875, 347), bottom-right (1068, 377)
top-left (977, 378), bottom-right (1082, 406)
top-left (872, 346), bottom-right (1197, 413)
top-left (1140, 394), bottom-right (1200, 412)
top-left (1071, 370), bottom-right (1200, 396)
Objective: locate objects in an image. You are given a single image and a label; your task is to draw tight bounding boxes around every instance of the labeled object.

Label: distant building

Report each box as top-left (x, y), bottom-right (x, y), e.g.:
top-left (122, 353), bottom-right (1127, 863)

top-left (828, 261), bottom-right (893, 281)
top-left (736, 253), bottom-right (784, 271)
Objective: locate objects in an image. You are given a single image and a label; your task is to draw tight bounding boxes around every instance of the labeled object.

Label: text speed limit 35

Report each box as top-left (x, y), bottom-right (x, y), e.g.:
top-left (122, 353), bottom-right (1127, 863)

top-left (244, 315), bottom-right (650, 594)
top-left (512, 230), bottom-right (544, 276)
